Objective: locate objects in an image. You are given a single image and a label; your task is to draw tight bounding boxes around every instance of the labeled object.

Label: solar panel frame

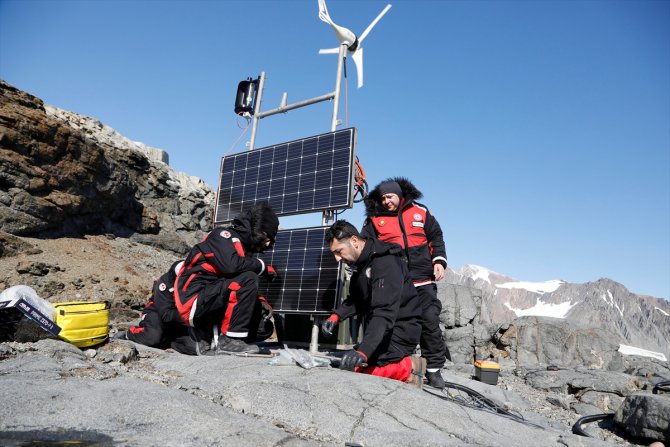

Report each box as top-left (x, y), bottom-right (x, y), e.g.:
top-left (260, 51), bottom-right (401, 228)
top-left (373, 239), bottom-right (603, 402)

top-left (255, 226), bottom-right (342, 314)
top-left (214, 128), bottom-right (357, 224)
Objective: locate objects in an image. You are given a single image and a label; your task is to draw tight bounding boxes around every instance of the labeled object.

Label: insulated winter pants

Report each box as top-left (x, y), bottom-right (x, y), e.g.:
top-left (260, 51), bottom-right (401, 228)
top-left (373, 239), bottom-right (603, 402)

top-left (416, 284), bottom-right (449, 369)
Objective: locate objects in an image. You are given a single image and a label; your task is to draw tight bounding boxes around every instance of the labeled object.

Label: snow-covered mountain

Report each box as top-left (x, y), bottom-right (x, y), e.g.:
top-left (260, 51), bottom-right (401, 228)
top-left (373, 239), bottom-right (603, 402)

top-left (447, 265), bottom-right (670, 360)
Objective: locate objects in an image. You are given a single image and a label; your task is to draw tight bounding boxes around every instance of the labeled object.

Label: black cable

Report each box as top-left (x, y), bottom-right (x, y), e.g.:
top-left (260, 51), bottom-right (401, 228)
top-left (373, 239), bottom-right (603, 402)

top-left (571, 413), bottom-right (614, 437)
top-left (424, 382), bottom-right (545, 430)
top-left (652, 380), bottom-right (670, 394)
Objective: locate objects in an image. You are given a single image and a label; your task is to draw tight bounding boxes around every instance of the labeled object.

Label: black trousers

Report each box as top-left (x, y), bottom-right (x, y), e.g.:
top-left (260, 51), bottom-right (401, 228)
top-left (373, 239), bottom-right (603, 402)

top-left (363, 318), bottom-right (421, 367)
top-left (170, 272), bottom-right (274, 355)
top-left (190, 271), bottom-right (260, 338)
top-left (417, 283), bottom-right (449, 369)
top-left (127, 305), bottom-right (186, 348)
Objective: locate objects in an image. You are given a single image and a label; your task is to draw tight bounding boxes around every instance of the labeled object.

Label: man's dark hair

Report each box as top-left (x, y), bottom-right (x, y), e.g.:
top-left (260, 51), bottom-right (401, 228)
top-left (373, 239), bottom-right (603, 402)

top-left (325, 220), bottom-right (361, 243)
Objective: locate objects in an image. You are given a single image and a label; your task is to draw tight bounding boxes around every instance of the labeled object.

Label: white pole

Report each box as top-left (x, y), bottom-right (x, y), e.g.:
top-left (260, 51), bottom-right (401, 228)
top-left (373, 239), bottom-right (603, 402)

top-left (248, 72), bottom-right (266, 150)
top-left (330, 44), bottom-right (347, 132)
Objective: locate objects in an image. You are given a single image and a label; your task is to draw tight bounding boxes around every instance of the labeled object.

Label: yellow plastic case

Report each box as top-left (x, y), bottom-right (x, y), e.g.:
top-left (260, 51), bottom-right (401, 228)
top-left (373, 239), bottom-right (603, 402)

top-left (54, 301), bottom-right (110, 348)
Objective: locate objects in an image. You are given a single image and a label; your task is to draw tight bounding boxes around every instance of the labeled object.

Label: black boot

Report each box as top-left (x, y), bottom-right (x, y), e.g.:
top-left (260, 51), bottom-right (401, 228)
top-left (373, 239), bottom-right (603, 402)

top-left (425, 370), bottom-right (446, 389)
top-left (216, 334), bottom-right (260, 354)
top-left (170, 327), bottom-right (212, 356)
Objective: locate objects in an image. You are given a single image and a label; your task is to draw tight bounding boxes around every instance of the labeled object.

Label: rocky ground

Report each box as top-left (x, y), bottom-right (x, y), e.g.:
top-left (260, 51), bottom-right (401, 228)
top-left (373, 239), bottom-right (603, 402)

top-left (0, 232), bottom-right (180, 325)
top-left (0, 234), bottom-right (668, 446)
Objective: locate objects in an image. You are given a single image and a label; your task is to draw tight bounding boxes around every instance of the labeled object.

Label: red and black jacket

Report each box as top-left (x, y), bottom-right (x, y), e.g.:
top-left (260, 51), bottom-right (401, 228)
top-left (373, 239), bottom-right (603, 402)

top-left (150, 260), bottom-right (184, 325)
top-left (333, 239), bottom-right (422, 362)
top-left (361, 177), bottom-right (447, 285)
top-left (173, 226), bottom-right (266, 326)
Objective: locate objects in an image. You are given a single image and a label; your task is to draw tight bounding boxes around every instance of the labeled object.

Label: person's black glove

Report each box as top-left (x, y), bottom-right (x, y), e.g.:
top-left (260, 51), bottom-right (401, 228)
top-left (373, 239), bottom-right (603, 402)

top-left (321, 314), bottom-right (339, 337)
top-left (261, 265), bottom-right (279, 282)
top-left (339, 350), bottom-right (367, 371)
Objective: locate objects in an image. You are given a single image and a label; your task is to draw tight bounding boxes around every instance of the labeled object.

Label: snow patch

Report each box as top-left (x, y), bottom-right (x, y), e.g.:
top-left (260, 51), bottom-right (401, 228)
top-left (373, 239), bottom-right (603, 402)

top-left (471, 266), bottom-right (491, 283)
top-left (505, 299), bottom-right (577, 318)
top-left (461, 265), bottom-right (492, 283)
top-left (614, 301), bottom-right (624, 318)
top-left (496, 280), bottom-right (564, 294)
top-left (602, 290), bottom-right (623, 317)
top-left (655, 307), bottom-right (670, 317)
top-left (619, 344), bottom-right (667, 361)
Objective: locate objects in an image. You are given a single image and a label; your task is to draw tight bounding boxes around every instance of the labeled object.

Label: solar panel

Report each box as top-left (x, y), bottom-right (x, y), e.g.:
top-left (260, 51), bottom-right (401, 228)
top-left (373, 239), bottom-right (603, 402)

top-left (214, 128), bottom-right (357, 223)
top-left (256, 226), bottom-right (341, 314)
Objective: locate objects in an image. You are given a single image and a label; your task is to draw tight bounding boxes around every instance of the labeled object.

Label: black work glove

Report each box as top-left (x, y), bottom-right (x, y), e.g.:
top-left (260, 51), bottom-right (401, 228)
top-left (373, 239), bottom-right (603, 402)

top-left (321, 314), bottom-right (339, 337)
top-left (261, 265), bottom-right (279, 282)
top-left (339, 350), bottom-right (367, 371)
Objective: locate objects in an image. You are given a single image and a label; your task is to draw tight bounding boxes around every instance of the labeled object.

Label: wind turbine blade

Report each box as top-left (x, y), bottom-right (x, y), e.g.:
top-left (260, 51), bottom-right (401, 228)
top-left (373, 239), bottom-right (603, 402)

top-left (318, 0), bottom-right (332, 24)
top-left (358, 4), bottom-right (392, 43)
top-left (352, 47), bottom-right (364, 88)
top-left (319, 47), bottom-right (340, 54)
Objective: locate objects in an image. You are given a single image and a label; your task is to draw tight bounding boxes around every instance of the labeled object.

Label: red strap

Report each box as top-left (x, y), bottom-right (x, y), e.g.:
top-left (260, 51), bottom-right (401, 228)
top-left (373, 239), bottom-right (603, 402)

top-left (220, 282), bottom-right (241, 334)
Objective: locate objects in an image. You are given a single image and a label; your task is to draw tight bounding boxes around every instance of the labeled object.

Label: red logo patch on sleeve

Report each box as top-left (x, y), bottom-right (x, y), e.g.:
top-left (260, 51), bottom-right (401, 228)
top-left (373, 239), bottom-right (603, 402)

top-left (221, 230), bottom-right (231, 238)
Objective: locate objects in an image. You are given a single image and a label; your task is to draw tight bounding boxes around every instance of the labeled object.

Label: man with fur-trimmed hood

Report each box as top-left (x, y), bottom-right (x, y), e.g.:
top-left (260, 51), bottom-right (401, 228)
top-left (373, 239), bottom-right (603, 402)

top-left (361, 178), bottom-right (450, 388)
top-left (172, 201), bottom-right (279, 355)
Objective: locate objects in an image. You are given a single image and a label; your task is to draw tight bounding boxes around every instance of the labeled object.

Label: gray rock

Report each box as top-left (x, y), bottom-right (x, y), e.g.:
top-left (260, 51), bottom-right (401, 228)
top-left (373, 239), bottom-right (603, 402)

top-left (503, 317), bottom-right (624, 370)
top-left (444, 325), bottom-right (475, 364)
top-left (0, 340), bottom-right (616, 446)
top-left (579, 391), bottom-right (625, 413)
top-left (571, 402), bottom-right (605, 417)
top-left (614, 393), bottom-right (670, 441)
top-left (547, 393), bottom-right (572, 411)
top-left (453, 265), bottom-right (670, 362)
top-left (438, 282), bottom-right (481, 328)
top-left (525, 369), bottom-right (641, 396)
top-left (0, 81), bottom-right (213, 255)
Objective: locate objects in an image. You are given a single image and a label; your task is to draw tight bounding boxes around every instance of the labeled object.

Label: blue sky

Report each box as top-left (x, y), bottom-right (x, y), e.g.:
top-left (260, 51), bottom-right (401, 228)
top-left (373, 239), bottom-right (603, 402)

top-left (1, 0), bottom-right (668, 299)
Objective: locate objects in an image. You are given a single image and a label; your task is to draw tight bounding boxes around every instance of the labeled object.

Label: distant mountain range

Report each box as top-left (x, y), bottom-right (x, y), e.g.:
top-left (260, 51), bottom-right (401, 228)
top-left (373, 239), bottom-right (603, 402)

top-left (447, 265), bottom-right (670, 360)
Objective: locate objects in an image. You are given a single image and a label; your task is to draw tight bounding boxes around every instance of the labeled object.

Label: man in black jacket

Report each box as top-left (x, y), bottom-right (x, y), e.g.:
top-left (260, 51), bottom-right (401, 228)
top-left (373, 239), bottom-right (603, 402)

top-left (171, 201), bottom-right (279, 355)
top-left (322, 220), bottom-right (425, 386)
top-left (361, 178), bottom-right (449, 388)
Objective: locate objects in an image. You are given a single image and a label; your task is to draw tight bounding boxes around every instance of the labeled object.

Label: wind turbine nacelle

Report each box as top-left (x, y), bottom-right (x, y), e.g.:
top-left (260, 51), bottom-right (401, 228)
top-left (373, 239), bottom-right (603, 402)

top-left (234, 77), bottom-right (259, 116)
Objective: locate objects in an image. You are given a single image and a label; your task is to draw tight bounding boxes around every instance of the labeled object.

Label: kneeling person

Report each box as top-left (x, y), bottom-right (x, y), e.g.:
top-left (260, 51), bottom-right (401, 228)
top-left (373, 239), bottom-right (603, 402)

top-left (323, 220), bottom-right (425, 386)
top-left (172, 202), bottom-right (279, 355)
top-left (117, 260), bottom-right (188, 347)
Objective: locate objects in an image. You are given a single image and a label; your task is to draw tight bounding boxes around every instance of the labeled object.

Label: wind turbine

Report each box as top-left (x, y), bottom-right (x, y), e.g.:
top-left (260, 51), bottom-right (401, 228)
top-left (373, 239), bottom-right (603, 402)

top-left (318, 0), bottom-right (392, 88)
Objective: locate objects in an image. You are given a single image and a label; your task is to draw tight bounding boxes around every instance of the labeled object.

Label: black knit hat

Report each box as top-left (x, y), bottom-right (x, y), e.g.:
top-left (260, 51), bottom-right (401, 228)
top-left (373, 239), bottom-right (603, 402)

top-left (250, 201), bottom-right (279, 250)
top-left (232, 201), bottom-right (279, 252)
top-left (256, 203), bottom-right (279, 242)
top-left (377, 180), bottom-right (403, 199)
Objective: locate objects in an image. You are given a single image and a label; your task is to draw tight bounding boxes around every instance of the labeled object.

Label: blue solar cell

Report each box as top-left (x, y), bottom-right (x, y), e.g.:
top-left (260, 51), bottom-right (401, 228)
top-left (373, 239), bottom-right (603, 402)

top-left (214, 128), bottom-right (356, 223)
top-left (256, 226), bottom-right (341, 313)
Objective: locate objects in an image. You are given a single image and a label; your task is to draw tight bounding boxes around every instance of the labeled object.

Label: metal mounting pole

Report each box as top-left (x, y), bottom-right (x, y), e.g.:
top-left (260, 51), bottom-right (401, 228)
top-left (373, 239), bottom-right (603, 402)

top-left (248, 72), bottom-right (266, 150)
top-left (242, 46), bottom-right (349, 353)
top-left (331, 44), bottom-right (347, 132)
